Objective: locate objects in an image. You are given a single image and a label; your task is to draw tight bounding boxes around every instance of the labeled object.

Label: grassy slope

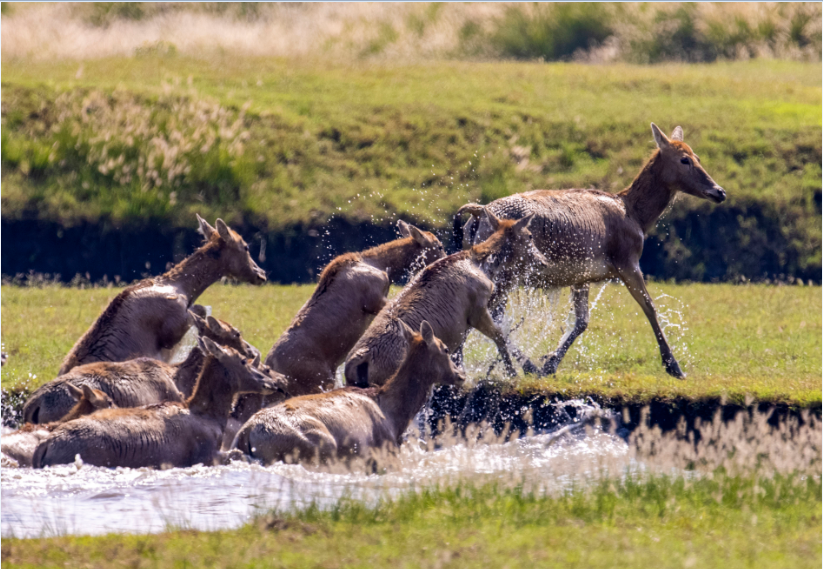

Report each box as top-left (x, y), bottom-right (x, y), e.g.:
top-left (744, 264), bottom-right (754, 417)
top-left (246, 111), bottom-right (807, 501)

top-left (2, 283), bottom-right (819, 405)
top-left (3, 477), bottom-right (820, 568)
top-left (2, 59), bottom-right (820, 241)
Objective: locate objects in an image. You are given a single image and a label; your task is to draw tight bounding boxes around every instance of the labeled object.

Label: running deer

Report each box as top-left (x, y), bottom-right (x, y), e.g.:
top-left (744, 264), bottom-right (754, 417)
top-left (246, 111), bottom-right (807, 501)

top-left (233, 321), bottom-right (464, 465)
top-left (454, 124), bottom-right (725, 378)
top-left (23, 311), bottom-right (282, 424)
top-left (58, 215), bottom-right (266, 375)
top-left (265, 220), bottom-right (445, 396)
top-left (344, 213), bottom-right (548, 387)
top-left (2, 385), bottom-right (115, 468)
top-left (33, 339), bottom-right (281, 469)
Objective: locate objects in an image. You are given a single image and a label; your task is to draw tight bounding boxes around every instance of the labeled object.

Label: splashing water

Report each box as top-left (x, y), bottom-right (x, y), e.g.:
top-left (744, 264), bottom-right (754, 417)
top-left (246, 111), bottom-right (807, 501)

top-left (2, 402), bottom-right (628, 538)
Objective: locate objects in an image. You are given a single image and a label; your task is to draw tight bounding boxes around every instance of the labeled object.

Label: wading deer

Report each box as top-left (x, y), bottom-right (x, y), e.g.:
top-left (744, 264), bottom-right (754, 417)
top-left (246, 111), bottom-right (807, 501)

top-left (33, 339), bottom-right (280, 469)
top-left (58, 215), bottom-right (266, 375)
top-left (2, 385), bottom-right (115, 468)
top-left (23, 311), bottom-right (278, 424)
top-left (233, 321), bottom-right (464, 465)
top-left (454, 124), bottom-right (725, 378)
top-left (344, 213), bottom-right (548, 387)
top-left (265, 220), bottom-right (445, 396)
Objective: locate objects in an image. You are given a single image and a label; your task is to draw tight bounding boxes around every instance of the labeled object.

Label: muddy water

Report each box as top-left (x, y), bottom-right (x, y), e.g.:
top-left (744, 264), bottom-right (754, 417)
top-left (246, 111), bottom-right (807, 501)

top-left (1, 416), bottom-right (629, 538)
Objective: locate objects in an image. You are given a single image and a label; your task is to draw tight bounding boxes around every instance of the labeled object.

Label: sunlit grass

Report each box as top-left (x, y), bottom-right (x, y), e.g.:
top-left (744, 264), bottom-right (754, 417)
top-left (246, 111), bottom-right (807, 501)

top-left (2, 283), bottom-right (819, 405)
top-left (3, 473), bottom-right (820, 569)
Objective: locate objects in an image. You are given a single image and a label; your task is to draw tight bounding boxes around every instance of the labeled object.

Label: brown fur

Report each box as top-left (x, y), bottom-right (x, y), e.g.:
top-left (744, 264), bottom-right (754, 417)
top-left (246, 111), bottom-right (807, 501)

top-left (2, 386), bottom-right (115, 468)
top-left (59, 215), bottom-right (266, 375)
top-left (264, 222), bottom-right (444, 397)
top-left (33, 340), bottom-right (283, 469)
top-left (234, 322), bottom-right (464, 465)
top-left (344, 217), bottom-right (548, 387)
top-left (456, 124), bottom-right (724, 378)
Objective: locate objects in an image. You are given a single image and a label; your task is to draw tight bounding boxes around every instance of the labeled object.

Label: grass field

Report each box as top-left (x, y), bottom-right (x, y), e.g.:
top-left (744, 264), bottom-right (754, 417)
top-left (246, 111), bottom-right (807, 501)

top-left (2, 58), bottom-right (821, 282)
top-left (3, 475), bottom-right (820, 568)
top-left (2, 282), bottom-right (820, 405)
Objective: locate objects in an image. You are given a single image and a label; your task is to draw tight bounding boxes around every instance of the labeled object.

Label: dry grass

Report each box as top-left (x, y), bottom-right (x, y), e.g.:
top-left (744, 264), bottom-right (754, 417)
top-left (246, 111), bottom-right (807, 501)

top-left (2, 2), bottom-right (820, 62)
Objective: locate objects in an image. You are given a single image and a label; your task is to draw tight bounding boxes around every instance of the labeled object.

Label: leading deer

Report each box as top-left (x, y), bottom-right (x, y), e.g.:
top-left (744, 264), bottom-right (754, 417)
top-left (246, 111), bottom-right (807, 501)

top-left (454, 124), bottom-right (725, 378)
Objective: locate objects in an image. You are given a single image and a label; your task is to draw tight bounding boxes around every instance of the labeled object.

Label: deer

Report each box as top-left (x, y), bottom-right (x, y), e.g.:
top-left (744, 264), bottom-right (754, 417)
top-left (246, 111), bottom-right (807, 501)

top-left (232, 321), bottom-right (464, 465)
top-left (58, 215), bottom-right (266, 375)
top-left (453, 124), bottom-right (725, 379)
top-left (264, 220), bottom-right (445, 397)
top-left (2, 385), bottom-right (115, 468)
top-left (22, 310), bottom-right (283, 424)
top-left (344, 213), bottom-right (549, 388)
top-left (33, 339), bottom-right (281, 469)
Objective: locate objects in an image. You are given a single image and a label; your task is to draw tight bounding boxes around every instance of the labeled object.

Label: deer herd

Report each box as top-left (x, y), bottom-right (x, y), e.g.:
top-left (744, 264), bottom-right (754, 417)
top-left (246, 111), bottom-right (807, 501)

top-left (3, 124), bottom-right (725, 470)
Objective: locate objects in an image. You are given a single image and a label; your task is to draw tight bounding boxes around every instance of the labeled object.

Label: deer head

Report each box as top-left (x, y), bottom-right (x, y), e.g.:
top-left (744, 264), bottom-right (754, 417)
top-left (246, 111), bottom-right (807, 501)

top-left (199, 337), bottom-right (283, 396)
top-left (470, 209), bottom-right (549, 279)
top-left (397, 219), bottom-right (446, 267)
top-left (197, 215), bottom-right (267, 284)
top-left (399, 320), bottom-right (465, 387)
top-left (651, 123), bottom-right (726, 204)
top-left (189, 308), bottom-right (261, 361)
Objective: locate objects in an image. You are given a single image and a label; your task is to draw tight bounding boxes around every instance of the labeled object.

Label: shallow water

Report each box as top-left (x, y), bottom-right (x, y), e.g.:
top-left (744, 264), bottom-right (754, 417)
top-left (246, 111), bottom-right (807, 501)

top-left (1, 414), bottom-right (629, 538)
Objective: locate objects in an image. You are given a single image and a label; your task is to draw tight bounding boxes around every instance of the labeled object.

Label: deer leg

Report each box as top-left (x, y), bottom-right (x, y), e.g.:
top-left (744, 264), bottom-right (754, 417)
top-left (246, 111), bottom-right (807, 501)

top-left (488, 286), bottom-right (510, 323)
top-left (471, 308), bottom-right (520, 378)
top-left (617, 265), bottom-right (685, 379)
top-left (541, 285), bottom-right (590, 375)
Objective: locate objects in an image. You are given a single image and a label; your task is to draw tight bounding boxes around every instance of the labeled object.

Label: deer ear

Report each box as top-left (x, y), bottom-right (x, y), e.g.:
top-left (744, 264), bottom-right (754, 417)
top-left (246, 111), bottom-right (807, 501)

top-left (201, 336), bottom-right (222, 358)
top-left (651, 123), bottom-right (670, 149)
top-left (484, 207), bottom-right (501, 231)
top-left (189, 310), bottom-right (206, 331)
top-left (397, 219), bottom-right (411, 237)
top-left (66, 383), bottom-right (84, 401)
top-left (252, 353), bottom-right (261, 368)
top-left (406, 223), bottom-right (428, 246)
top-left (87, 387), bottom-right (110, 408)
top-left (206, 315), bottom-right (222, 332)
top-left (215, 219), bottom-right (235, 245)
top-left (512, 214), bottom-right (535, 233)
top-left (670, 126), bottom-right (683, 141)
top-left (197, 214), bottom-right (217, 240)
top-left (399, 319), bottom-right (416, 342)
top-left (419, 320), bottom-right (435, 346)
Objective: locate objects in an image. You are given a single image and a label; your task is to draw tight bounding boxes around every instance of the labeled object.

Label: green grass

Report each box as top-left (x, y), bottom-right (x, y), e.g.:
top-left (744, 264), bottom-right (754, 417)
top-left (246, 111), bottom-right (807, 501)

top-left (2, 283), bottom-right (820, 406)
top-left (3, 475), bottom-right (820, 568)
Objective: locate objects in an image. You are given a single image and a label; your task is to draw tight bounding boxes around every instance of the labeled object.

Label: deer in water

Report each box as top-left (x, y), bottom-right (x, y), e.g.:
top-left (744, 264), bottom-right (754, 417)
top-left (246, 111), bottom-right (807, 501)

top-left (344, 213), bottom-right (548, 388)
top-left (23, 310), bottom-right (283, 424)
top-left (264, 220), bottom-right (445, 396)
top-left (33, 339), bottom-right (281, 469)
top-left (59, 215), bottom-right (266, 375)
top-left (454, 124), bottom-right (725, 378)
top-left (232, 321), bottom-right (464, 465)
top-left (2, 385), bottom-right (115, 468)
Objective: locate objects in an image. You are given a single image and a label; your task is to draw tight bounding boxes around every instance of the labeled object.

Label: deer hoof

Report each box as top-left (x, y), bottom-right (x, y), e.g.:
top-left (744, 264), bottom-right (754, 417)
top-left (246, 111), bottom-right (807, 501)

top-left (540, 353), bottom-right (561, 376)
top-left (521, 359), bottom-right (539, 376)
top-left (664, 358), bottom-right (686, 380)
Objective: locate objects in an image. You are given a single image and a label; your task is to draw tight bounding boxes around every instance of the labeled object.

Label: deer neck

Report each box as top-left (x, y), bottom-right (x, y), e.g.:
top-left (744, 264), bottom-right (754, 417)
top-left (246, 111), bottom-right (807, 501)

top-left (360, 238), bottom-right (419, 283)
top-left (619, 152), bottom-right (679, 234)
top-left (158, 242), bottom-right (224, 303)
top-left (376, 350), bottom-right (433, 441)
top-left (172, 347), bottom-right (205, 399)
top-left (60, 400), bottom-right (94, 422)
top-left (186, 356), bottom-right (235, 428)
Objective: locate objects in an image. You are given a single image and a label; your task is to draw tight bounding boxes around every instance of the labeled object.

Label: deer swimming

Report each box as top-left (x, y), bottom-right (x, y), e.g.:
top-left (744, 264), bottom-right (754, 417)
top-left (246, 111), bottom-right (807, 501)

top-left (23, 310), bottom-right (275, 424)
top-left (33, 339), bottom-right (281, 469)
top-left (2, 385), bottom-right (115, 468)
top-left (233, 321), bottom-right (464, 465)
top-left (265, 220), bottom-right (445, 396)
top-left (58, 215), bottom-right (266, 375)
top-left (344, 213), bottom-right (548, 387)
top-left (454, 124), bottom-right (725, 378)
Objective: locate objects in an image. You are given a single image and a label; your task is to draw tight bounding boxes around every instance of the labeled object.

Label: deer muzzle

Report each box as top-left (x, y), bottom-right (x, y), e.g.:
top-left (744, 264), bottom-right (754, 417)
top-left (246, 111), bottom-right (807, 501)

top-left (708, 185), bottom-right (726, 203)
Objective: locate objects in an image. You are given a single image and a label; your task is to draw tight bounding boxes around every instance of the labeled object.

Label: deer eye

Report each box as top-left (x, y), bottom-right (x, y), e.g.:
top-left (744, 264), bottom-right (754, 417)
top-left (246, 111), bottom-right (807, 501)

top-left (680, 157), bottom-right (691, 166)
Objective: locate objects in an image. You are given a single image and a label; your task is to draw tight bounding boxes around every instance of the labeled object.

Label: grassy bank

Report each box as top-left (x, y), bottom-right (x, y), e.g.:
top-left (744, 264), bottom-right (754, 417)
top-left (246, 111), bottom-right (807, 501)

top-left (2, 58), bottom-right (821, 280)
top-left (3, 475), bottom-right (820, 568)
top-left (2, 283), bottom-right (819, 406)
